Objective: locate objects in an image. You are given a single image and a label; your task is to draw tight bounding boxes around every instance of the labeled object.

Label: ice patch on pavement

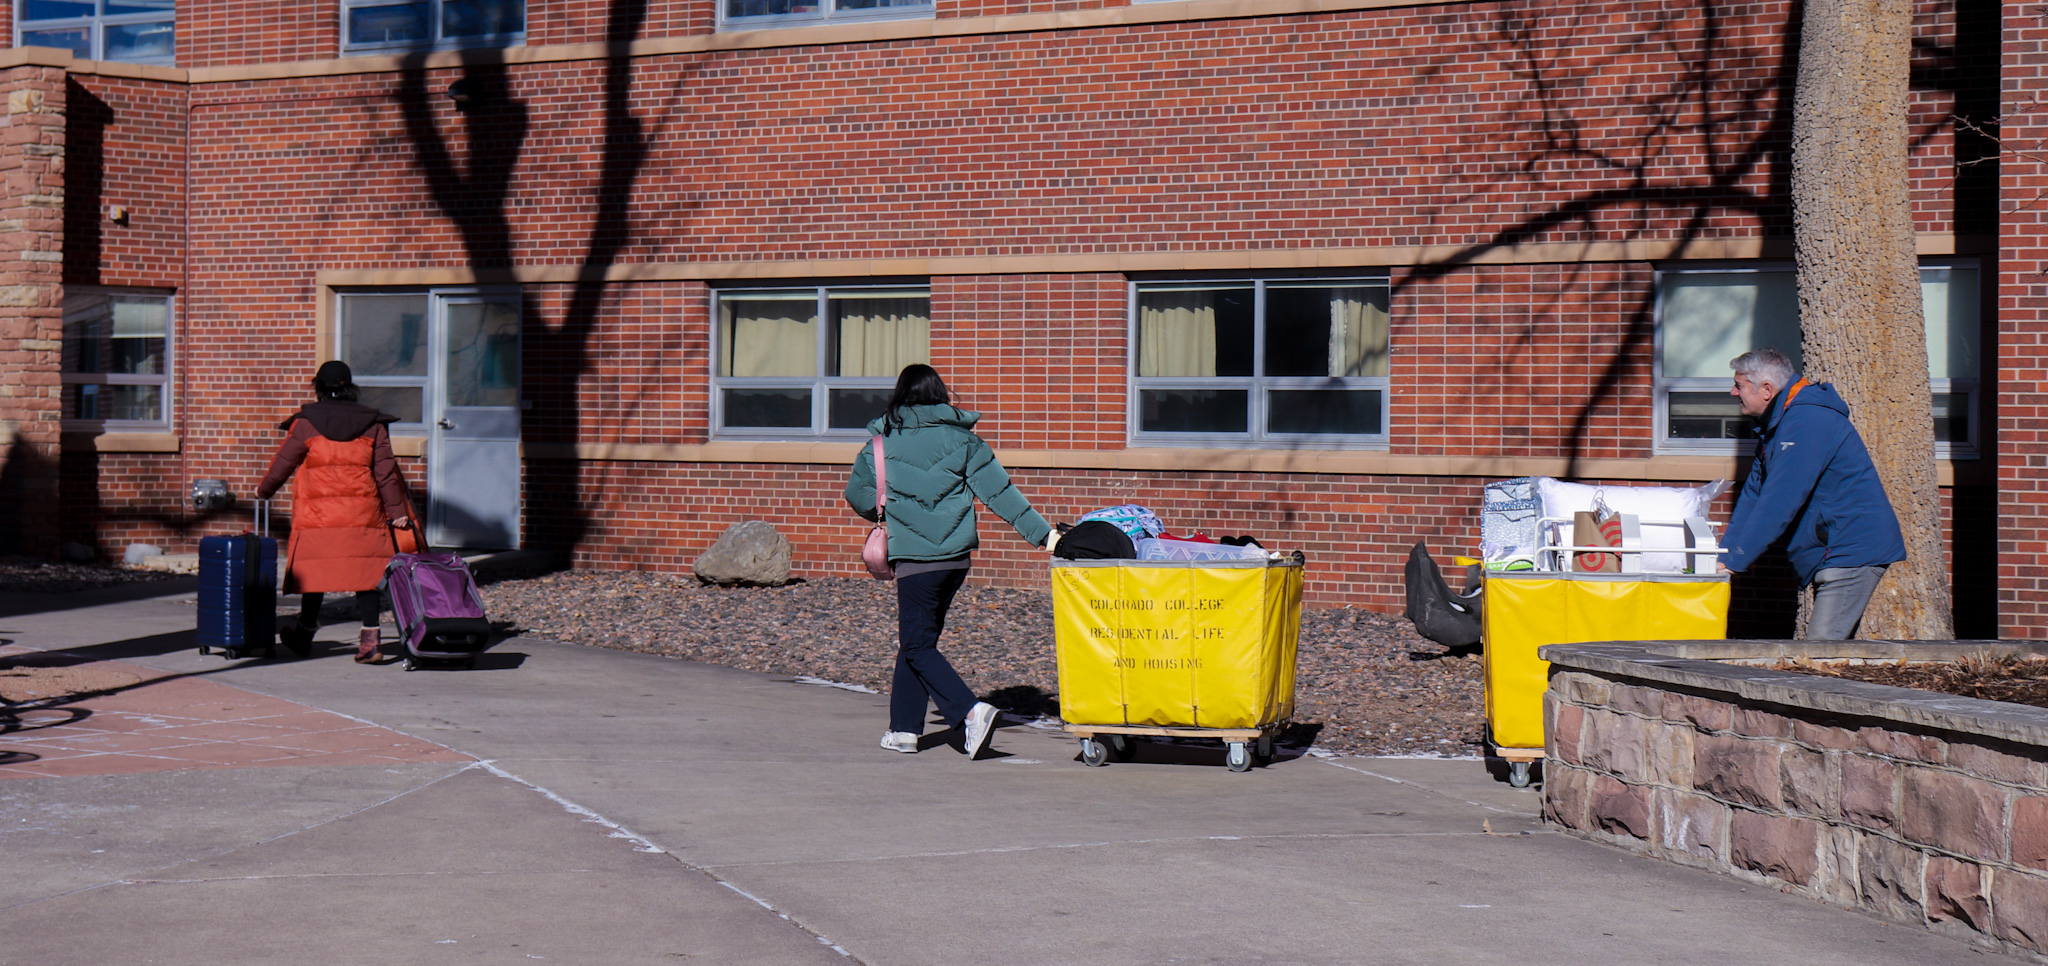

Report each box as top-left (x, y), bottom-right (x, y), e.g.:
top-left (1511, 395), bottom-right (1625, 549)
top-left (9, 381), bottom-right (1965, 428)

top-left (793, 676), bottom-right (879, 694)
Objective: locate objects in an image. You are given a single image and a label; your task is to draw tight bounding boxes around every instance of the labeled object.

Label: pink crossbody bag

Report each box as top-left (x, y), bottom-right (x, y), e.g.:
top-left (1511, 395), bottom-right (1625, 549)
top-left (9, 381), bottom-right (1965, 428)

top-left (861, 435), bottom-right (896, 580)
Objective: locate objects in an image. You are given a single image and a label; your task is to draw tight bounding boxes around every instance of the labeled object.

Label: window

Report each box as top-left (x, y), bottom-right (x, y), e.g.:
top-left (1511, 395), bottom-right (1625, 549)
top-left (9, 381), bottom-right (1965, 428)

top-left (342, 0), bottom-right (523, 54)
top-left (1129, 278), bottom-right (1390, 446)
top-left (1654, 261), bottom-right (1981, 457)
top-left (61, 289), bottom-right (172, 430)
top-left (336, 292), bottom-right (431, 428)
top-left (719, 0), bottom-right (932, 29)
top-left (712, 286), bottom-right (931, 436)
top-left (18, 0), bottom-right (174, 65)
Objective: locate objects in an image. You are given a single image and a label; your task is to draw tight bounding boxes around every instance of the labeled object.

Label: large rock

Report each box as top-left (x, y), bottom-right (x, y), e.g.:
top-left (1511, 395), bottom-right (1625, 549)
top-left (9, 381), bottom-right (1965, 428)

top-left (693, 521), bottom-right (793, 586)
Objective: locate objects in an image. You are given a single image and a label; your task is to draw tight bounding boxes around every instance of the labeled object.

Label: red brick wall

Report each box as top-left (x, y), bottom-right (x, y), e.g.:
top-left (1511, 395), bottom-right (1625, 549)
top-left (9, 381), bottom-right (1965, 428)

top-left (1999, 0), bottom-right (2048, 635)
top-left (64, 74), bottom-right (185, 288)
top-left (28, 0), bottom-right (2004, 631)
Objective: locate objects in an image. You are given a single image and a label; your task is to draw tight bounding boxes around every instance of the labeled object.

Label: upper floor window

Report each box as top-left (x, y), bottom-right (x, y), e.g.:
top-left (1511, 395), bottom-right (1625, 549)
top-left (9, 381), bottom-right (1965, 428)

top-left (18, 0), bottom-right (173, 65)
top-left (62, 289), bottom-right (172, 431)
top-left (712, 285), bottom-right (931, 437)
top-left (719, 0), bottom-right (932, 30)
top-left (343, 0), bottom-right (524, 54)
top-left (1129, 278), bottom-right (1391, 447)
top-left (1654, 260), bottom-right (1981, 458)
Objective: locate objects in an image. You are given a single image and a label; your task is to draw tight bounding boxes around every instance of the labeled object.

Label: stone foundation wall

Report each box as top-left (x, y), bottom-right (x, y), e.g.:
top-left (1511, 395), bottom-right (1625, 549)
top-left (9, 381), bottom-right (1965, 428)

top-left (1540, 641), bottom-right (2048, 962)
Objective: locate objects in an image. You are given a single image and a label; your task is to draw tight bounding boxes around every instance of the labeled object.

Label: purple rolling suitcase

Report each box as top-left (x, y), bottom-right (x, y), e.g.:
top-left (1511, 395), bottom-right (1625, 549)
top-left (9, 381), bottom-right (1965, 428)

top-left (383, 551), bottom-right (491, 671)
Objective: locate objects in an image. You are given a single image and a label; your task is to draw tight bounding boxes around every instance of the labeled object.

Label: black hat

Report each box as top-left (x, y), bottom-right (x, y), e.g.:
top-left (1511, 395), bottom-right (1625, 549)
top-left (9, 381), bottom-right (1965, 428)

top-left (313, 360), bottom-right (354, 390)
top-left (1052, 520), bottom-right (1136, 560)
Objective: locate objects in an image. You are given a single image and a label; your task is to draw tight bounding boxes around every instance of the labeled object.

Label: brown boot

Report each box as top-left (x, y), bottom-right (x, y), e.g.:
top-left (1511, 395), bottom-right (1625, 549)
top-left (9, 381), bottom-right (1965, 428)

top-left (355, 628), bottom-right (382, 664)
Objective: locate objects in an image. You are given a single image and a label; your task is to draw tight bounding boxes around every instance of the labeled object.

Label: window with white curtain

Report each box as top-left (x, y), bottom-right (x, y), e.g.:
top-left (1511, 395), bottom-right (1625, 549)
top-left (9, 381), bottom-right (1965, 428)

top-left (719, 0), bottom-right (931, 29)
top-left (712, 286), bottom-right (932, 436)
top-left (18, 0), bottom-right (174, 65)
top-left (1130, 278), bottom-right (1391, 446)
top-left (342, 0), bottom-right (524, 54)
top-left (1654, 261), bottom-right (1980, 457)
top-left (61, 289), bottom-right (172, 430)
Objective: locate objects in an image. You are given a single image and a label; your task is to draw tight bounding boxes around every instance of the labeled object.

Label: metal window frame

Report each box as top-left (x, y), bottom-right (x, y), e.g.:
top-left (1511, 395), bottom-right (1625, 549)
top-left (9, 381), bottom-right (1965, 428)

top-left (16, 0), bottom-right (175, 65)
top-left (1126, 276), bottom-right (1392, 450)
top-left (1651, 259), bottom-right (1982, 460)
top-left (339, 0), bottom-right (527, 55)
top-left (715, 0), bottom-right (934, 31)
top-left (331, 287), bottom-right (508, 436)
top-left (59, 286), bottom-right (174, 432)
top-left (708, 283), bottom-right (933, 439)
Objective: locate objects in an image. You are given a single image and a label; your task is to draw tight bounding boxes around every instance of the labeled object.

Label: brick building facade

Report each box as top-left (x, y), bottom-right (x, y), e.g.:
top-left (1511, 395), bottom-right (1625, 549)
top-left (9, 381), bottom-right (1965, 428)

top-left (0, 0), bottom-right (2022, 634)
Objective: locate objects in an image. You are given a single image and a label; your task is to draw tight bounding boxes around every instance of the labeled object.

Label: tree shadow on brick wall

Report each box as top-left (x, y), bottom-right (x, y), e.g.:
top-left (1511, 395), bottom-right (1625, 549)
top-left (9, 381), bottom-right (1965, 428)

top-left (1382, 0), bottom-right (1994, 630)
top-left (393, 0), bottom-right (652, 559)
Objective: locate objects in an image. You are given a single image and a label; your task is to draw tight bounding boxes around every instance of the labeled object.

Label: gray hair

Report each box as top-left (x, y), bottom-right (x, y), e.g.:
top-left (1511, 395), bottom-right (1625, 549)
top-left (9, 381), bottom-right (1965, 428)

top-left (1730, 347), bottom-right (1795, 389)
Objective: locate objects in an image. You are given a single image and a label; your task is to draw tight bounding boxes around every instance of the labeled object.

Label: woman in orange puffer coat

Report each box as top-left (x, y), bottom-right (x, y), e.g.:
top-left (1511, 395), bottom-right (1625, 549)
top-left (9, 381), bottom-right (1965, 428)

top-left (257, 361), bottom-right (414, 664)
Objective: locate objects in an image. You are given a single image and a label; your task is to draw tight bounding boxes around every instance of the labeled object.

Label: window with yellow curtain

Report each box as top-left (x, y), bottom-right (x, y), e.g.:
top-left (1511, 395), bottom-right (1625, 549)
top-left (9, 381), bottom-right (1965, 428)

top-left (1132, 278), bottom-right (1390, 444)
top-left (714, 285), bottom-right (932, 435)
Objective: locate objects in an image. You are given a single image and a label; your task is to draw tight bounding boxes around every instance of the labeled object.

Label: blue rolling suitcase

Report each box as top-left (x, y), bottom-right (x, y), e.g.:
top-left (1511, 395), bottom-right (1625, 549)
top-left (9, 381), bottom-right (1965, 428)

top-left (197, 500), bottom-right (278, 659)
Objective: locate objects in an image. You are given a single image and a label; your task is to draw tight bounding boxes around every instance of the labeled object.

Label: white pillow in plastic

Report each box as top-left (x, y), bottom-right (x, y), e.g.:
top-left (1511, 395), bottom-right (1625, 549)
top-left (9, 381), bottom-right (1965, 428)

top-left (1532, 478), bottom-right (1729, 572)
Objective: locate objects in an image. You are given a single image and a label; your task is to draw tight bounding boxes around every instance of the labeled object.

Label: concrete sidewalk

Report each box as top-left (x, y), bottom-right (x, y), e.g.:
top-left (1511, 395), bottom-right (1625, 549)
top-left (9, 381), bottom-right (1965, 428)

top-left (0, 585), bottom-right (2024, 965)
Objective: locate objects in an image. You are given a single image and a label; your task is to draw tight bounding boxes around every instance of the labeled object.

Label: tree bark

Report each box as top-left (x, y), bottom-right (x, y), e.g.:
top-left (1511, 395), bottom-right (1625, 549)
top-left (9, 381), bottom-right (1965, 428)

top-left (1791, 0), bottom-right (1955, 638)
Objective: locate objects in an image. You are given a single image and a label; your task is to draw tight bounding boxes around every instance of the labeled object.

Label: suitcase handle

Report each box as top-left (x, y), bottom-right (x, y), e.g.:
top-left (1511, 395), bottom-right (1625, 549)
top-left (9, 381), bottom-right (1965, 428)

top-left (253, 498), bottom-right (270, 538)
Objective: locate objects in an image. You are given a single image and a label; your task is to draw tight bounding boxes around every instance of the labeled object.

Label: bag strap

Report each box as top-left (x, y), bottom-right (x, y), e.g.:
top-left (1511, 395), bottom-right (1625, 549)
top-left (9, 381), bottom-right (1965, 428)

top-left (872, 435), bottom-right (887, 521)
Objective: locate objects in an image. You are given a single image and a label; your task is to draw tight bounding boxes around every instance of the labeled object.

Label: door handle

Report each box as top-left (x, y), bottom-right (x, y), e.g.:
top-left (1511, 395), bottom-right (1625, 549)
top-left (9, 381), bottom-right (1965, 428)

top-left (437, 417), bottom-right (455, 430)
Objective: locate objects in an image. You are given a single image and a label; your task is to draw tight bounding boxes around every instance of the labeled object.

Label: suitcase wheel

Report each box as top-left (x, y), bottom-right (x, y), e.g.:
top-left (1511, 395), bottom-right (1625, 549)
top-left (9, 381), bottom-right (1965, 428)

top-left (197, 645), bottom-right (211, 656)
top-left (402, 657), bottom-right (417, 672)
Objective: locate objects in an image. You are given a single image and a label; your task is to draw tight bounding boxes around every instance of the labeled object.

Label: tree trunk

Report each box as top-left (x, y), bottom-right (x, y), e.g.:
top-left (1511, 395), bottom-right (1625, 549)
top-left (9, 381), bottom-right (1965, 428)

top-left (1791, 0), bottom-right (1955, 638)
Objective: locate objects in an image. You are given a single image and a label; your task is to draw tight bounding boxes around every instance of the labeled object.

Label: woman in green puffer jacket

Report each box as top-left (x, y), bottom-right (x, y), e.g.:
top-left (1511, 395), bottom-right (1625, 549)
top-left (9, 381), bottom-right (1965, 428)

top-left (845, 364), bottom-right (1053, 760)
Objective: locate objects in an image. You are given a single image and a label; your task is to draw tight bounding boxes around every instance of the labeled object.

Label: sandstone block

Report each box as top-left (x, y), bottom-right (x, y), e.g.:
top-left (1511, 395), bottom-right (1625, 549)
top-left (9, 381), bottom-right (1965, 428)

top-left (0, 284), bottom-right (45, 306)
top-left (1818, 825), bottom-right (1860, 907)
top-left (1561, 672), bottom-right (1611, 708)
top-left (1654, 787), bottom-right (1727, 862)
top-left (1545, 763), bottom-right (1591, 830)
top-left (1859, 835), bottom-right (1927, 921)
top-left (1589, 774), bottom-right (1651, 840)
top-left (1948, 741), bottom-right (2048, 787)
top-left (7, 89), bottom-right (41, 115)
top-left (1582, 709), bottom-right (1647, 780)
top-left (1672, 693), bottom-right (1731, 732)
top-left (2014, 796), bottom-right (2048, 873)
top-left (1609, 682), bottom-right (1661, 717)
top-left (1925, 856), bottom-right (1991, 932)
top-left (1730, 810), bottom-right (1821, 885)
top-left (1991, 869), bottom-right (2048, 953)
top-left (1731, 705), bottom-right (1792, 738)
top-left (1859, 726), bottom-right (1947, 764)
top-left (1792, 718), bottom-right (1856, 751)
top-left (691, 521), bottom-right (793, 587)
top-left (1694, 734), bottom-right (1783, 810)
top-left (1840, 754), bottom-right (1899, 830)
top-left (1779, 746), bottom-right (1831, 817)
top-left (1550, 700), bottom-right (1585, 765)
top-left (1648, 719), bottom-right (1696, 786)
top-left (1899, 767), bottom-right (2008, 862)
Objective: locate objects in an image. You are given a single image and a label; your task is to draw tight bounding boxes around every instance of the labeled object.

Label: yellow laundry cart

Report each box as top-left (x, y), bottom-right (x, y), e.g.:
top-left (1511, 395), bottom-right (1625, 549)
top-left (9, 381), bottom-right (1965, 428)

top-left (1482, 571), bottom-right (1730, 786)
top-left (1051, 557), bottom-right (1304, 772)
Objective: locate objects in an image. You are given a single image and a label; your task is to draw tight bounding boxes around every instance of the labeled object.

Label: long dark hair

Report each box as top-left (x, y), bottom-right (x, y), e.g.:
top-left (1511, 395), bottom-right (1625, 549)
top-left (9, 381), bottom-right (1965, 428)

top-left (882, 364), bottom-right (949, 434)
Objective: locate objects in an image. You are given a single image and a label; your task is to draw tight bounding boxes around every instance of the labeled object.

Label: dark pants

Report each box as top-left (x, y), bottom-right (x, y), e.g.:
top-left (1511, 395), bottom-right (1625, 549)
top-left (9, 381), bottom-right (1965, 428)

top-left (297, 590), bottom-right (383, 631)
top-left (891, 568), bottom-right (976, 735)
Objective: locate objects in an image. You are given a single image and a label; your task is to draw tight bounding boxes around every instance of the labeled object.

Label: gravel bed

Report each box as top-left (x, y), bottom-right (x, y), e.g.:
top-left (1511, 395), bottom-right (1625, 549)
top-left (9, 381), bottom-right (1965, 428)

top-left (0, 557), bottom-right (183, 596)
top-left (479, 570), bottom-right (1486, 757)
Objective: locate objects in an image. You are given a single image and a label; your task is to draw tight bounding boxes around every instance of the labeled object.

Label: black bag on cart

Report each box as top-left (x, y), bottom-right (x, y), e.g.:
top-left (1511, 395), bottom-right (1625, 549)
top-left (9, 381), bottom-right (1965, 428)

top-left (197, 502), bottom-right (278, 659)
top-left (1403, 541), bottom-right (1481, 649)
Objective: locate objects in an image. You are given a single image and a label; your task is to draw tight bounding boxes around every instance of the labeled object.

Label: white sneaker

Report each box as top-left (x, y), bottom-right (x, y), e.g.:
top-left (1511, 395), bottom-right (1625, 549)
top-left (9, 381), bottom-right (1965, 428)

top-left (961, 702), bottom-right (999, 759)
top-left (880, 731), bottom-right (920, 754)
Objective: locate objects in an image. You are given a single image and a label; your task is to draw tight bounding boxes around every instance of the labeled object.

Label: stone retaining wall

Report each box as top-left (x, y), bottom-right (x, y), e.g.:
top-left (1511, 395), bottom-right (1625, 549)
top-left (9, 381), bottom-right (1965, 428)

top-left (1540, 641), bottom-right (2048, 961)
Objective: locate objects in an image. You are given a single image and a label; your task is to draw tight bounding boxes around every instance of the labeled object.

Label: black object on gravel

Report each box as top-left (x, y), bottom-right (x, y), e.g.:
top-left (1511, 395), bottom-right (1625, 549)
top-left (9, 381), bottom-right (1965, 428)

top-left (481, 570), bottom-right (1486, 758)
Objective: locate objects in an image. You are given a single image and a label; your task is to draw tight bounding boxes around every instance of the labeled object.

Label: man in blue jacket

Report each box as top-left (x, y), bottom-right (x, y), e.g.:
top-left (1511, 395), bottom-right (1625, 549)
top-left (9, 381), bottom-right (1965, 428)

top-left (1717, 347), bottom-right (1906, 639)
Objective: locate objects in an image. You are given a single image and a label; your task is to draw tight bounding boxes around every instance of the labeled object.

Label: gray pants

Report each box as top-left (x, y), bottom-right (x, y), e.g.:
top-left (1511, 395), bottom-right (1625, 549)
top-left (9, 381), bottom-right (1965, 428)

top-left (1806, 565), bottom-right (1889, 640)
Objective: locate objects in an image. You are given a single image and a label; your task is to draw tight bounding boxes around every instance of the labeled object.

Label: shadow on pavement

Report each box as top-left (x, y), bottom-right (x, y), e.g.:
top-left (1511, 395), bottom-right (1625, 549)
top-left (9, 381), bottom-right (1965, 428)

top-left (0, 576), bottom-right (197, 619)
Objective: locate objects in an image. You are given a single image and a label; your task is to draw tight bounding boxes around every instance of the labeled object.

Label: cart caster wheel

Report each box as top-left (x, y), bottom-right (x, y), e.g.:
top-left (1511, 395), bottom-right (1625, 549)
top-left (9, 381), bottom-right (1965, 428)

top-left (264, 646), bottom-right (277, 660)
top-left (1108, 734), bottom-right (1137, 761)
top-left (197, 645), bottom-right (211, 656)
top-left (1508, 761), bottom-right (1533, 788)
top-left (1080, 737), bottom-right (1109, 767)
top-left (1226, 742), bottom-right (1252, 773)
top-left (1256, 735), bottom-right (1274, 761)
top-left (401, 657), bottom-right (417, 672)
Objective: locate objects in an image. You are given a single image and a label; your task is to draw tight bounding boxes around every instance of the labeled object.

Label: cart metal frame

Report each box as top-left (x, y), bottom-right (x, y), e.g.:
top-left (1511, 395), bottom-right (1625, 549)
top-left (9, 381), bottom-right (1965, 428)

top-left (1064, 722), bottom-right (1285, 773)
